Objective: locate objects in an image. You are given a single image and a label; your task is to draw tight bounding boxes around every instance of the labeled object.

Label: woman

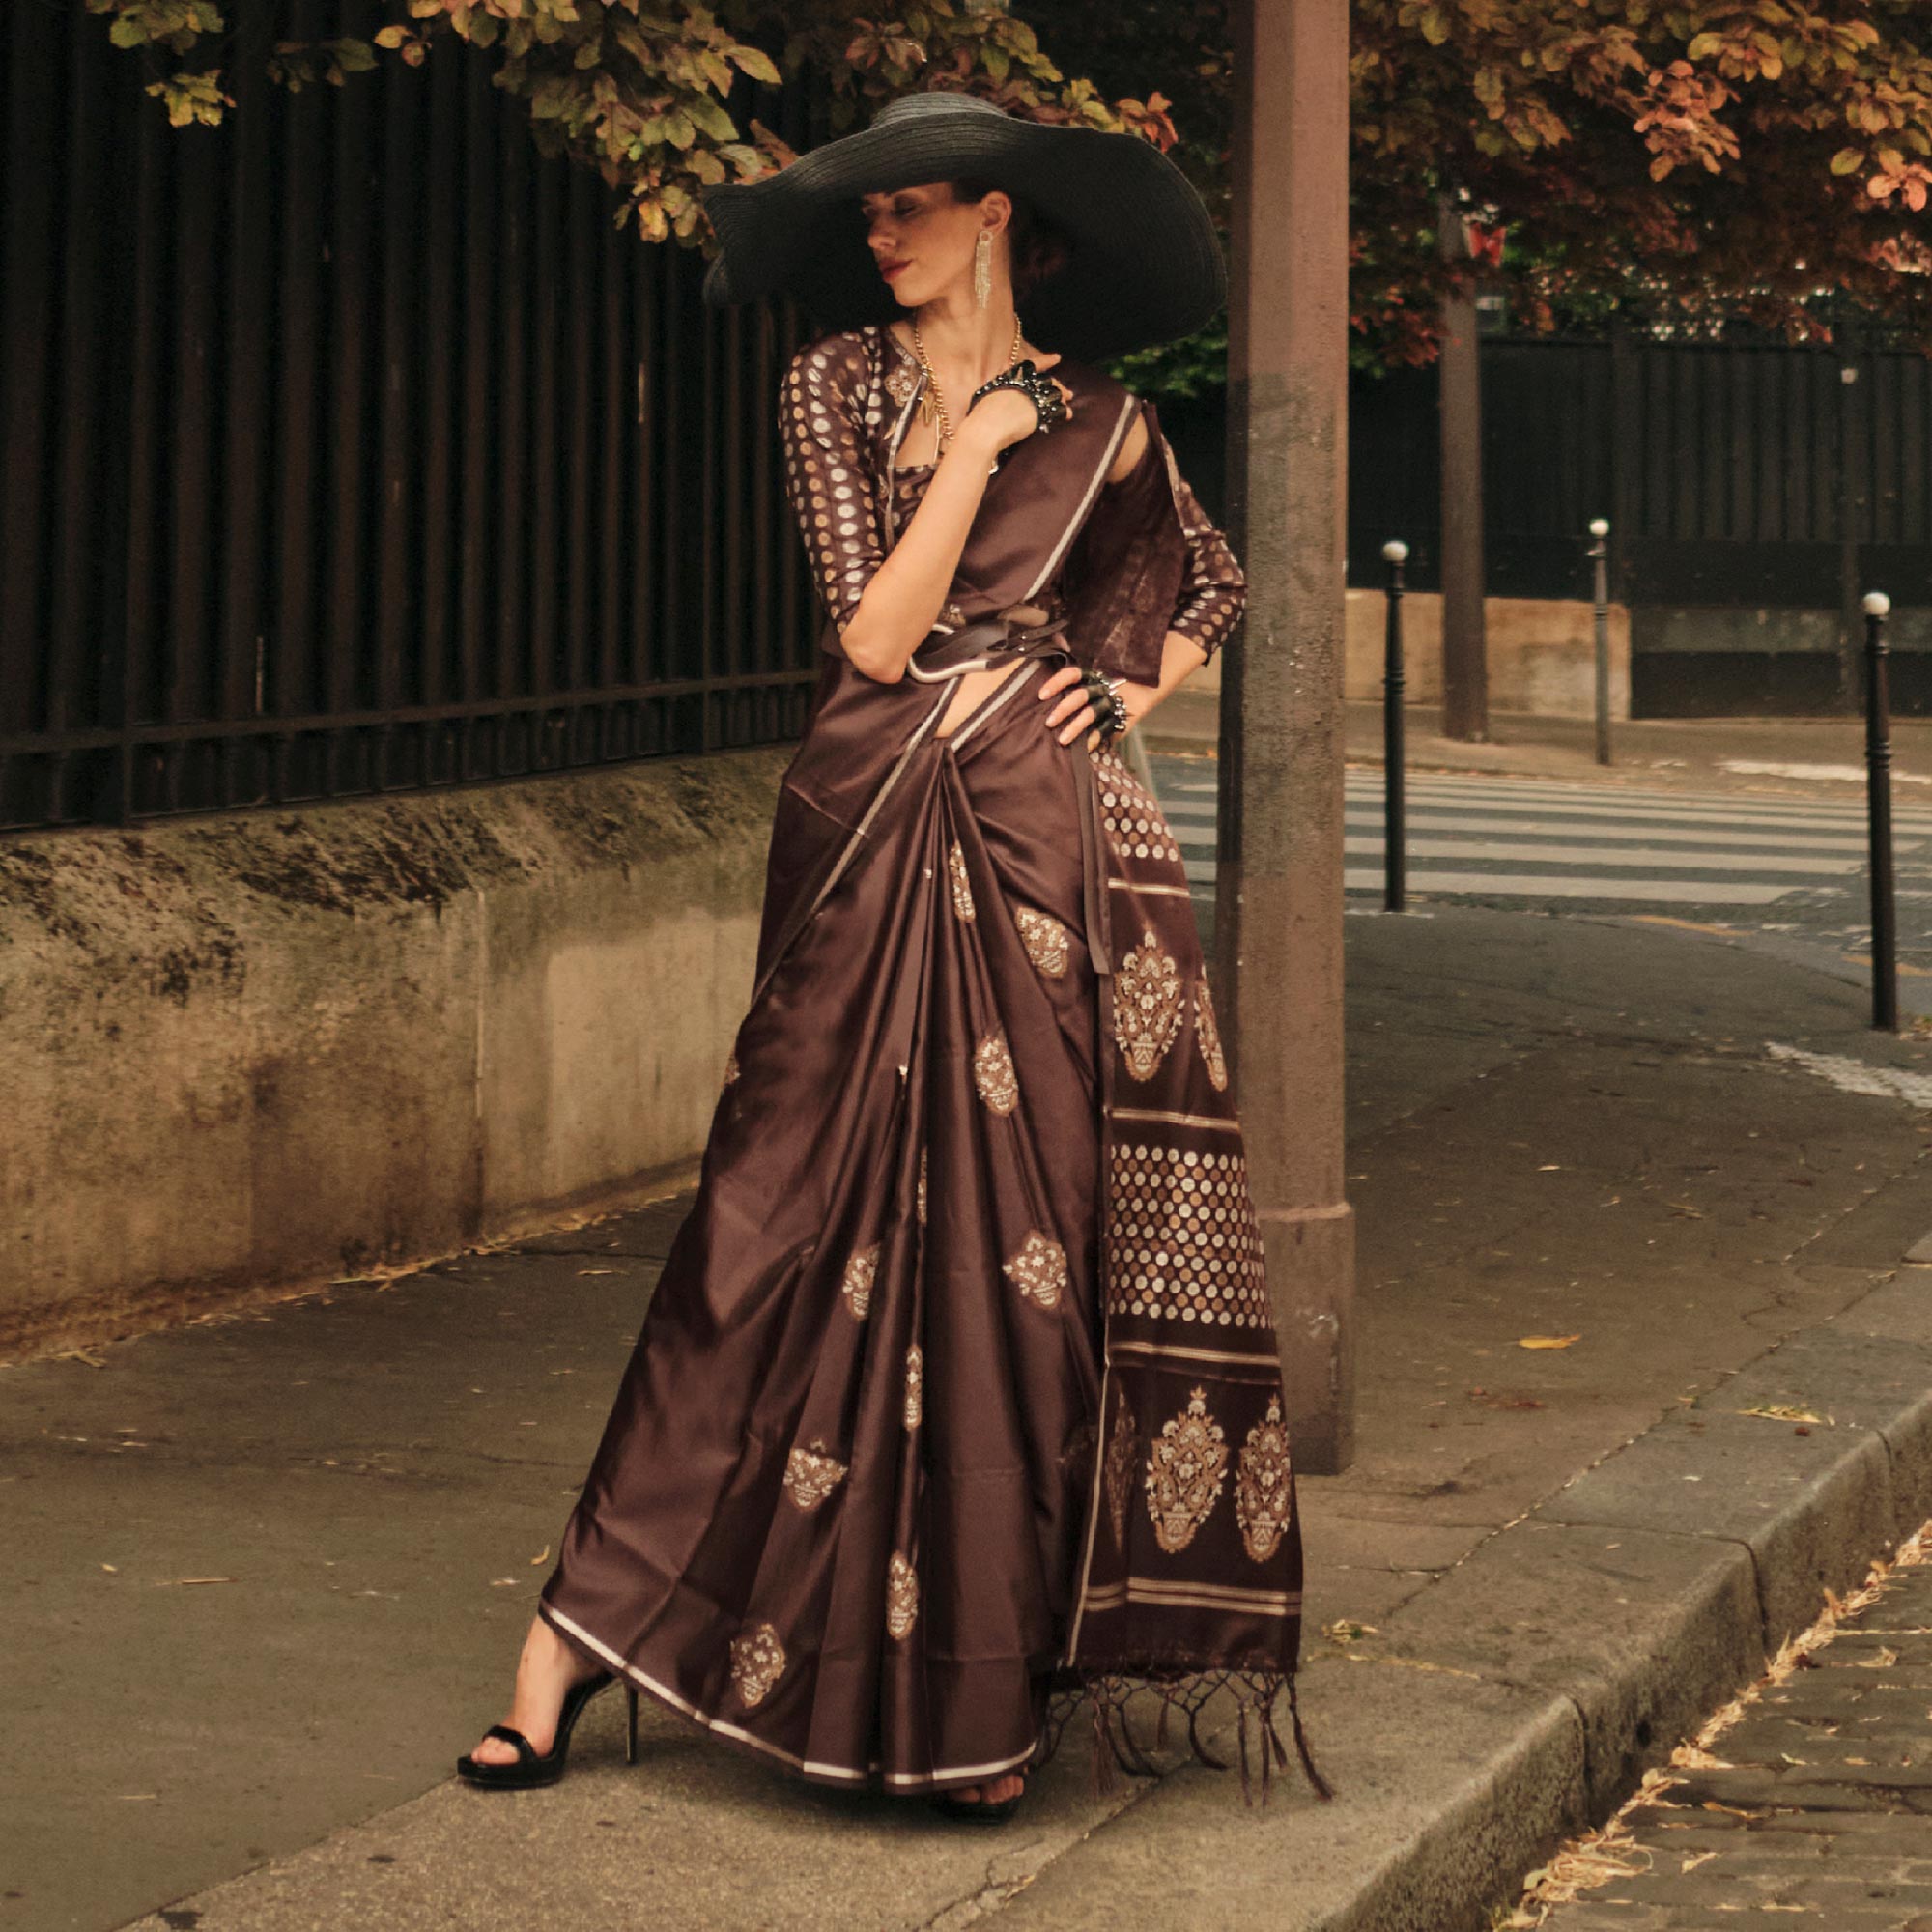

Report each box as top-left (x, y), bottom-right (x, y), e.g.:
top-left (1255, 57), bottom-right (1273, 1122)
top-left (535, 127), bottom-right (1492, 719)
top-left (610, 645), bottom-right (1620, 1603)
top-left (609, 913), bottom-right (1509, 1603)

top-left (458, 89), bottom-right (1331, 1820)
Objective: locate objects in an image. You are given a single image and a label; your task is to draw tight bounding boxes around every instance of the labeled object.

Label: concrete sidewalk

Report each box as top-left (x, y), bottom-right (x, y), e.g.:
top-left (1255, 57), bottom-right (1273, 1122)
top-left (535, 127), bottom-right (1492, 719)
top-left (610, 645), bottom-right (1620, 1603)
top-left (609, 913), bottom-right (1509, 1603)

top-left (7, 907), bottom-right (1932, 1932)
top-left (1144, 691), bottom-right (1932, 798)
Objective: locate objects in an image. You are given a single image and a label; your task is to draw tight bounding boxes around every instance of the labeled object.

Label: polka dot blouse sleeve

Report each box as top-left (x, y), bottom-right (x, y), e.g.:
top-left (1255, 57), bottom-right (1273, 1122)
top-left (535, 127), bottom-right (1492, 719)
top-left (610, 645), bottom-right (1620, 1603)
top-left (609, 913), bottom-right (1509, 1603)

top-left (1160, 431), bottom-right (1246, 663)
top-left (779, 334), bottom-right (886, 639)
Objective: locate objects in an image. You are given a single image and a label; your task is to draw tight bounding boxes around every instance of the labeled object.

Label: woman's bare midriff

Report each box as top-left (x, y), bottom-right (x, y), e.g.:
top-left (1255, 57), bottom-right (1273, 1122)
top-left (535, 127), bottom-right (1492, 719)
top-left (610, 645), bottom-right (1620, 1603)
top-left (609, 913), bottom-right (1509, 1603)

top-left (934, 659), bottom-right (1033, 740)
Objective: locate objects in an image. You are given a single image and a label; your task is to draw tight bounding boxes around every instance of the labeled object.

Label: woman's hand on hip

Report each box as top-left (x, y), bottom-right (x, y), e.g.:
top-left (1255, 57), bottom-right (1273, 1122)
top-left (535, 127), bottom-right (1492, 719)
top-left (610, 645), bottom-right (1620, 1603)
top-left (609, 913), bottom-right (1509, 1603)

top-left (1037, 663), bottom-right (1155, 752)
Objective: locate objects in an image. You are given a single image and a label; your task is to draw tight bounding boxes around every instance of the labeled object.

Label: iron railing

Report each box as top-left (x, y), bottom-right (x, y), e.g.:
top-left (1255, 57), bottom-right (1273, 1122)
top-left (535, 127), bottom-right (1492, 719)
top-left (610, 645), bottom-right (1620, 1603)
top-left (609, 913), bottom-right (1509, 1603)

top-left (0, 2), bottom-right (826, 834)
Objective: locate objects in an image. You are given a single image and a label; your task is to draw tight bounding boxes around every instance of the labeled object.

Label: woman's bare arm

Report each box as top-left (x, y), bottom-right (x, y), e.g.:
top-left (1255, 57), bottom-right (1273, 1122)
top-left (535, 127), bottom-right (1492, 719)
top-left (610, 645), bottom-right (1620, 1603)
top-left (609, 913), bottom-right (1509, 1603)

top-left (838, 417), bottom-right (1006, 684)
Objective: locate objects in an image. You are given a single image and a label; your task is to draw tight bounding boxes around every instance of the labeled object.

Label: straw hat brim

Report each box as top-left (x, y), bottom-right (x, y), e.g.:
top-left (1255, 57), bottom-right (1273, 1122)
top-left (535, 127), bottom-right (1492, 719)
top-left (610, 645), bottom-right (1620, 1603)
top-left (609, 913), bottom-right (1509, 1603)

top-left (698, 93), bottom-right (1225, 361)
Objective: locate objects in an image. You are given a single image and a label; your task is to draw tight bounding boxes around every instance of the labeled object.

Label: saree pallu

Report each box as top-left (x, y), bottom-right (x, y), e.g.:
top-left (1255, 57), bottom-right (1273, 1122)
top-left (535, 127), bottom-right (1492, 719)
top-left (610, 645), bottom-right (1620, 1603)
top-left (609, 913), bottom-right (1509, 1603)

top-left (538, 625), bottom-right (1331, 1805)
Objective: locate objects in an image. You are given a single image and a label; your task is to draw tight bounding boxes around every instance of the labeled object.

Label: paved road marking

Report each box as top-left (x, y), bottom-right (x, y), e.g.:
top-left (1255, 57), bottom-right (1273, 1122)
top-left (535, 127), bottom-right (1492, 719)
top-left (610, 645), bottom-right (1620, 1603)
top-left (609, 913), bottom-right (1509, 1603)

top-left (1159, 765), bottom-right (1932, 909)
top-left (1341, 835), bottom-right (1860, 875)
top-left (1179, 861), bottom-right (1801, 904)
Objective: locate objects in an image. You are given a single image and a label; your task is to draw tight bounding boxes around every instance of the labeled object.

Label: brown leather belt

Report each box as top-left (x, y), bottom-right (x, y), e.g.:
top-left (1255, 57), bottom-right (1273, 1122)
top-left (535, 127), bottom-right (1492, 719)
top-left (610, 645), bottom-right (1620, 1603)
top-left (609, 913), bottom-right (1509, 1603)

top-left (909, 611), bottom-right (1113, 980)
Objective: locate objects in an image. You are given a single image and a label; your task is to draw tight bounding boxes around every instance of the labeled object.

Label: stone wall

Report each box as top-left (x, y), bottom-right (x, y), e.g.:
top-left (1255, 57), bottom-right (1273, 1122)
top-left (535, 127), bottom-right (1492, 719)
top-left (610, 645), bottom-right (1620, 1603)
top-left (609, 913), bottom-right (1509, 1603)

top-left (1190, 592), bottom-right (1634, 721)
top-left (0, 750), bottom-right (789, 1359)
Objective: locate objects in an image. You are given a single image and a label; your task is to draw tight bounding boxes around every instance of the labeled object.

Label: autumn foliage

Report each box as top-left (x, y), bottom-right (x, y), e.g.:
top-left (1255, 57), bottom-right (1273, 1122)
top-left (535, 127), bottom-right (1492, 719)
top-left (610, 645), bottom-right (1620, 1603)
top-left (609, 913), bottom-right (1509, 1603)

top-left (88, 0), bottom-right (1176, 244)
top-left (91, 1), bottom-right (1932, 365)
top-left (1351, 1), bottom-right (1932, 359)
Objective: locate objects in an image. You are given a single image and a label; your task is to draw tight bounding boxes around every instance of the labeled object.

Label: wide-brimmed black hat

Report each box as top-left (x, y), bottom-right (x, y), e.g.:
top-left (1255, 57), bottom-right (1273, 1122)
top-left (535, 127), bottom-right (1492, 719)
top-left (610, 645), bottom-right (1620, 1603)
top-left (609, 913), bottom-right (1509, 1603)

top-left (698, 91), bottom-right (1225, 361)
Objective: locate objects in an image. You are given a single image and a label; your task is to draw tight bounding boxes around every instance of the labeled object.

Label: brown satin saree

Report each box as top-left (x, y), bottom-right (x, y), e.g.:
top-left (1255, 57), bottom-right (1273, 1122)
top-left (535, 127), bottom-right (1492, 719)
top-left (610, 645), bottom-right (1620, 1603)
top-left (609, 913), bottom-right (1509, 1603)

top-left (537, 330), bottom-right (1332, 1806)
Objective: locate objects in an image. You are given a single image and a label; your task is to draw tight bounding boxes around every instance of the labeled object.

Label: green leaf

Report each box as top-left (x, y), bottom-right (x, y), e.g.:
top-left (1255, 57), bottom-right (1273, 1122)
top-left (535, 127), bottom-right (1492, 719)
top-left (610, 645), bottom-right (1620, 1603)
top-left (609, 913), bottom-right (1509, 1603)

top-left (688, 94), bottom-right (735, 141)
top-left (730, 45), bottom-right (781, 85)
top-left (1830, 146), bottom-right (1865, 175)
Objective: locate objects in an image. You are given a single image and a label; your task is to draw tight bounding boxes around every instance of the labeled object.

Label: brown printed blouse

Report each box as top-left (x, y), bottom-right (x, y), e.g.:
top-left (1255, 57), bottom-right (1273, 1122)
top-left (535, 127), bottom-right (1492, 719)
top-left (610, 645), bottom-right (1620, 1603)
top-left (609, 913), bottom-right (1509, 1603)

top-left (775, 324), bottom-right (1246, 686)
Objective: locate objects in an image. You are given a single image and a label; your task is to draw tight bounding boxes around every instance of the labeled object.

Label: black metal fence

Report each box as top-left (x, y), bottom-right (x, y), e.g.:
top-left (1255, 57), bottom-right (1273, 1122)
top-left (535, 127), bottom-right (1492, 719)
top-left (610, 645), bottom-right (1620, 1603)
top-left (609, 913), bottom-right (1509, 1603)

top-left (1349, 325), bottom-right (1932, 714)
top-left (1, 3), bottom-right (823, 835)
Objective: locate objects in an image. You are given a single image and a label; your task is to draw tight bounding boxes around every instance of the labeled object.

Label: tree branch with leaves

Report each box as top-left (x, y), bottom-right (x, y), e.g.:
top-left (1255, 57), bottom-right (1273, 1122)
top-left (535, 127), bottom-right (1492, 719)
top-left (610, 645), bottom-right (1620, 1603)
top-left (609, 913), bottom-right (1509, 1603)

top-left (88, 0), bottom-right (1177, 245)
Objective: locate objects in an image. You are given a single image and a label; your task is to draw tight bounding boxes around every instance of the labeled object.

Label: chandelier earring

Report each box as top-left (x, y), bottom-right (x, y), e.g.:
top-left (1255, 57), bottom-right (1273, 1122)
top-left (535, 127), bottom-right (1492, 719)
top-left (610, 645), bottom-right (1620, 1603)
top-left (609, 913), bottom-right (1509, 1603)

top-left (973, 230), bottom-right (992, 309)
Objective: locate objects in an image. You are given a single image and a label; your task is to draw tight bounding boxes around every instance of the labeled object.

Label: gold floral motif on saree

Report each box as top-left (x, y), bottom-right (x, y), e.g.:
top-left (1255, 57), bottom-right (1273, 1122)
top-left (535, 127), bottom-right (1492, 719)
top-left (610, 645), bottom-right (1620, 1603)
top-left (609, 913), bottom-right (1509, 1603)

top-left (728, 1623), bottom-right (786, 1708)
top-left (1104, 1144), bottom-right (1272, 1328)
top-left (1002, 1228), bottom-right (1067, 1310)
top-left (782, 1439), bottom-right (847, 1513)
top-left (948, 839), bottom-right (976, 922)
top-left (1104, 1387), bottom-right (1138, 1547)
top-left (1115, 928), bottom-right (1184, 1082)
top-left (886, 1552), bottom-right (920, 1640)
top-left (1146, 1386), bottom-right (1229, 1555)
top-left (1014, 905), bottom-right (1071, 978)
top-left (903, 1344), bottom-right (923, 1430)
top-left (1194, 977), bottom-right (1229, 1092)
top-left (841, 1242), bottom-right (880, 1321)
top-left (974, 1030), bottom-right (1019, 1115)
top-left (916, 1145), bottom-right (927, 1227)
top-left (1235, 1393), bottom-right (1293, 1563)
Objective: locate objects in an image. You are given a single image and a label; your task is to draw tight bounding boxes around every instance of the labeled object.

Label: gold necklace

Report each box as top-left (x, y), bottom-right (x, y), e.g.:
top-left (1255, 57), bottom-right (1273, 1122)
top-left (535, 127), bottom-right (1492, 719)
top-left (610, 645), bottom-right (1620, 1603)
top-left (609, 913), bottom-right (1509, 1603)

top-left (911, 315), bottom-right (1024, 453)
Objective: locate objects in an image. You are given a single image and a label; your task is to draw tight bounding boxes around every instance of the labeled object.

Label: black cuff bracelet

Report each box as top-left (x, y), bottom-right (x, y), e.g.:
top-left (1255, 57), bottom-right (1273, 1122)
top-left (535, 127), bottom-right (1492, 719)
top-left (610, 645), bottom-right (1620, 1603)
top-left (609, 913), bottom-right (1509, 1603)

top-left (1078, 668), bottom-right (1129, 742)
top-left (967, 359), bottom-right (1067, 436)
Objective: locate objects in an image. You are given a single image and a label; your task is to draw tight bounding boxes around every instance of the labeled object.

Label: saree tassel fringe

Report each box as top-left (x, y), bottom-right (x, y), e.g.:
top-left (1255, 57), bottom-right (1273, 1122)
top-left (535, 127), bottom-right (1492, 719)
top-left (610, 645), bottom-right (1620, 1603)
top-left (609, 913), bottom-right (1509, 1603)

top-left (1284, 1672), bottom-right (1336, 1803)
top-left (1044, 1669), bottom-right (1328, 1808)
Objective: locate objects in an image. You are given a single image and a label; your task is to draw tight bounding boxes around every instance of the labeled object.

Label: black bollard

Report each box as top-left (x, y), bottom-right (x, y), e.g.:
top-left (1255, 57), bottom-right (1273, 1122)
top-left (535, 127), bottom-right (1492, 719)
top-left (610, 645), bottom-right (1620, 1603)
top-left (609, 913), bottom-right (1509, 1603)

top-left (1589, 519), bottom-right (1612, 767)
top-left (1381, 540), bottom-right (1408, 913)
top-left (1864, 590), bottom-right (1898, 1033)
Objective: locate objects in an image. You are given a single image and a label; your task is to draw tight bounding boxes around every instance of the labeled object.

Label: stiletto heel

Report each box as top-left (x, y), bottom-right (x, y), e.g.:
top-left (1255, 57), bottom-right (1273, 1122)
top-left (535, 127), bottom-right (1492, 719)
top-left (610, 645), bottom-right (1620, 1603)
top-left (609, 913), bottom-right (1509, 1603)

top-left (624, 1683), bottom-right (639, 1766)
top-left (456, 1669), bottom-right (620, 1790)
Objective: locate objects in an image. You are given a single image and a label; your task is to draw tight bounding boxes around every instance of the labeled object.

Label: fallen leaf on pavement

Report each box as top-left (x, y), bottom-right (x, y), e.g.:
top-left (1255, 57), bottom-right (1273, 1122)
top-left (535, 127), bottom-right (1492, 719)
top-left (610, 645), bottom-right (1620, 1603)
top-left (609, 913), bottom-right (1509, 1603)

top-left (1321, 1619), bottom-right (1378, 1643)
top-left (1853, 1646), bottom-right (1899, 1669)
top-left (55, 1348), bottom-right (106, 1368)
top-left (1737, 1404), bottom-right (1832, 1425)
top-left (577, 1268), bottom-right (616, 1276)
top-left (1518, 1335), bottom-right (1581, 1350)
top-left (160, 1577), bottom-right (236, 1587)
top-left (530, 1545), bottom-right (550, 1566)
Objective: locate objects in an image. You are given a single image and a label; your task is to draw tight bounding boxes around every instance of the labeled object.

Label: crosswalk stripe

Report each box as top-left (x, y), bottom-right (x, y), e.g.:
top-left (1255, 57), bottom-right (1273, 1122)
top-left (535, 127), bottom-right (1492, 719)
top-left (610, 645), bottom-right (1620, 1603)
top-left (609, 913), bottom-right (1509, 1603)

top-left (1341, 813), bottom-right (1878, 853)
top-left (1345, 784), bottom-right (1932, 829)
top-left (1342, 777), bottom-right (1932, 832)
top-left (1340, 869), bottom-right (1803, 904)
top-left (1179, 859), bottom-right (1802, 903)
top-left (1175, 812), bottom-right (1883, 856)
top-left (1343, 789), bottom-right (1915, 828)
top-left (1339, 835), bottom-right (1857, 875)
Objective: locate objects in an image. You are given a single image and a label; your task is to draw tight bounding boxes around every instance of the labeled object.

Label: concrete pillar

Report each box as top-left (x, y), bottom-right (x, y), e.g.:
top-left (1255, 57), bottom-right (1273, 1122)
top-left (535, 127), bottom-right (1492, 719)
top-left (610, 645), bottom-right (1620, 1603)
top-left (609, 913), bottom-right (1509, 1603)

top-left (1217, 0), bottom-right (1354, 1473)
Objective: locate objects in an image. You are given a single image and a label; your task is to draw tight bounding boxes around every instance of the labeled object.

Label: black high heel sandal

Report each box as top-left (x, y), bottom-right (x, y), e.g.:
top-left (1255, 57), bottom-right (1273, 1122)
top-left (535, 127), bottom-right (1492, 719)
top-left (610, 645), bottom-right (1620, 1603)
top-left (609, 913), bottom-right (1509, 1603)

top-left (456, 1669), bottom-right (639, 1789)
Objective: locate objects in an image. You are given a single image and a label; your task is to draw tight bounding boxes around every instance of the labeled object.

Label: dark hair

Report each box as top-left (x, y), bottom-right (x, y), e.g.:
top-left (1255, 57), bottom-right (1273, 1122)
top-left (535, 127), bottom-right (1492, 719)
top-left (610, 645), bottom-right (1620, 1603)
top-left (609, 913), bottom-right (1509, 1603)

top-left (951, 178), bottom-right (1069, 303)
